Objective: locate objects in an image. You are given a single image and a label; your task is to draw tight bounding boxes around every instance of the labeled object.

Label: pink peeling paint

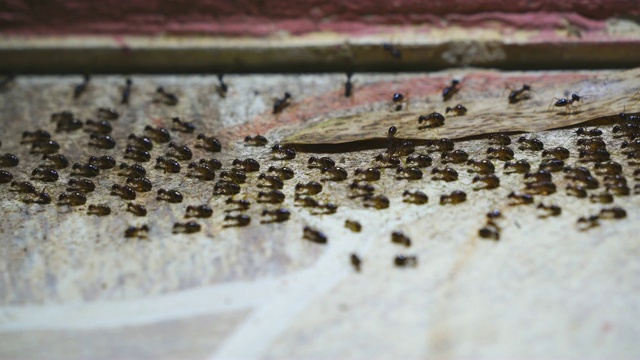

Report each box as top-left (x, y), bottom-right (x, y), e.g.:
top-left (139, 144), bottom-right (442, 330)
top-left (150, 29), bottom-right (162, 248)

top-left (0, 0), bottom-right (635, 37)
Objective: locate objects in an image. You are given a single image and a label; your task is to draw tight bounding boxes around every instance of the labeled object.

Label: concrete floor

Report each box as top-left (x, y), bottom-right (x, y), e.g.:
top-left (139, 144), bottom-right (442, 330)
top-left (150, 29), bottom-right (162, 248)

top-left (0, 70), bottom-right (639, 359)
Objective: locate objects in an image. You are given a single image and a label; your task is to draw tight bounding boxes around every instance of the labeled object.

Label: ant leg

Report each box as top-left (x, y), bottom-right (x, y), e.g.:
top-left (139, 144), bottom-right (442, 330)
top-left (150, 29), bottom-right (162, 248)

top-left (564, 104), bottom-right (576, 120)
top-left (548, 97), bottom-right (562, 112)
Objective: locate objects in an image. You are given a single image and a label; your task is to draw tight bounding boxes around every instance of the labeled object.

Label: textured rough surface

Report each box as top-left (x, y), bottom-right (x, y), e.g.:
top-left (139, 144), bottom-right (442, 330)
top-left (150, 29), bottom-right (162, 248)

top-left (284, 68), bottom-right (640, 144)
top-left (0, 71), bottom-right (639, 359)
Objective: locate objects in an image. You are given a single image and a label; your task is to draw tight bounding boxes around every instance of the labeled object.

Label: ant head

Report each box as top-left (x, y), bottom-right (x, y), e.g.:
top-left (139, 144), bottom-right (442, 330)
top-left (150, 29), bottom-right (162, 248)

top-left (451, 79), bottom-right (460, 86)
top-left (284, 92), bottom-right (291, 99)
top-left (392, 93), bottom-right (403, 102)
top-left (388, 126), bottom-right (397, 137)
top-left (522, 84), bottom-right (531, 91)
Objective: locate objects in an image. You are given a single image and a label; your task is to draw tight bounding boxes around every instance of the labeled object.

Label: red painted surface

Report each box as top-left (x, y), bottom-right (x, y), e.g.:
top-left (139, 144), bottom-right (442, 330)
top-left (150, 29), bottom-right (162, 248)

top-left (0, 0), bottom-right (636, 36)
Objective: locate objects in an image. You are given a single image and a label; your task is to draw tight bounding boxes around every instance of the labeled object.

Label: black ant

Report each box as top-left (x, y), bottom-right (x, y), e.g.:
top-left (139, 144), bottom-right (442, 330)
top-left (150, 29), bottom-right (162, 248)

top-left (196, 134), bottom-right (222, 152)
top-left (127, 203), bottom-right (147, 217)
top-left (128, 134), bottom-right (153, 151)
top-left (345, 72), bottom-right (353, 97)
top-left (362, 194), bottom-right (389, 209)
top-left (97, 108), bottom-right (119, 121)
top-left (394, 255), bottom-right (418, 267)
top-left (537, 203), bottom-right (562, 217)
top-left (418, 112), bottom-right (445, 128)
top-left (445, 104), bottom-right (467, 116)
top-left (124, 225), bottom-right (149, 239)
top-left (216, 74), bottom-right (228, 98)
top-left (21, 130), bottom-right (51, 143)
top-left (118, 163), bottom-right (146, 177)
top-left (225, 198), bottom-right (251, 211)
top-left (31, 140), bottom-right (60, 155)
top-left (88, 155), bottom-right (116, 170)
top-left (89, 134), bottom-right (116, 149)
top-left (154, 86), bottom-right (178, 106)
top-left (166, 142), bottom-right (192, 160)
top-left (224, 214), bottom-right (251, 228)
top-left (85, 120), bottom-right (113, 135)
top-left (0, 153), bottom-right (19, 167)
top-left (58, 192), bottom-right (86, 206)
top-left (345, 220), bottom-right (362, 232)
top-left (244, 135), bottom-right (268, 146)
top-left (478, 222), bottom-right (500, 241)
top-left (173, 221), bottom-right (202, 234)
top-left (67, 179), bottom-right (95, 193)
top-left (121, 78), bottom-right (132, 104)
top-left (351, 254), bottom-right (362, 272)
top-left (72, 163), bottom-right (100, 177)
top-left (261, 209), bottom-right (291, 223)
top-left (508, 84), bottom-right (531, 104)
top-left (575, 127), bottom-right (602, 137)
top-left (402, 190), bottom-right (428, 205)
top-left (31, 168), bottom-right (59, 182)
top-left (440, 190), bottom-right (466, 205)
top-left (144, 125), bottom-right (171, 143)
top-left (0, 170), bottom-right (12, 183)
top-left (156, 189), bottom-right (183, 203)
top-left (391, 93), bottom-right (407, 111)
top-left (41, 154), bottom-right (69, 169)
top-left (172, 117), bottom-right (196, 133)
top-left (549, 93), bottom-right (582, 115)
top-left (124, 147), bottom-right (151, 162)
top-left (111, 184), bottom-right (137, 200)
top-left (303, 226), bottom-right (327, 244)
top-left (391, 231), bottom-right (411, 247)
top-left (213, 180), bottom-right (241, 195)
top-left (273, 92), bottom-right (291, 114)
top-left (87, 204), bottom-right (111, 216)
top-left (187, 162), bottom-right (215, 181)
top-left (73, 74), bottom-right (90, 99)
top-left (442, 79), bottom-right (460, 101)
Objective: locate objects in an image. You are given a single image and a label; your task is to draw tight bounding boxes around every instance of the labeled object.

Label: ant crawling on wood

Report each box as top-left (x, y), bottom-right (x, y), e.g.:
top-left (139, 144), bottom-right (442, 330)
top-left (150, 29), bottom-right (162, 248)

top-left (549, 93), bottom-right (583, 115)
top-left (344, 72), bottom-right (354, 98)
top-left (508, 84), bottom-right (531, 104)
